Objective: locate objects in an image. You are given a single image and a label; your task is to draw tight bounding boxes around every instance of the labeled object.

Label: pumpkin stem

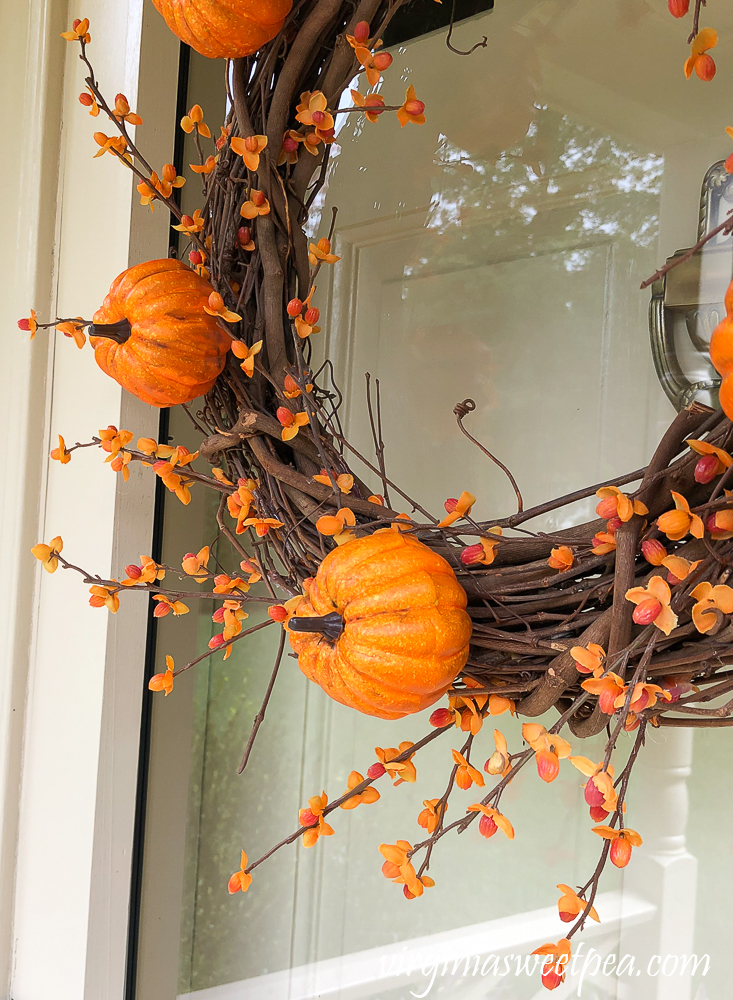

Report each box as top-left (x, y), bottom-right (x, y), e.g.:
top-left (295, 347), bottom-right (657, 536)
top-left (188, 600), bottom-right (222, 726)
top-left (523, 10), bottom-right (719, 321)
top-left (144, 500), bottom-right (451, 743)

top-left (288, 611), bottom-right (344, 642)
top-left (88, 318), bottom-right (132, 344)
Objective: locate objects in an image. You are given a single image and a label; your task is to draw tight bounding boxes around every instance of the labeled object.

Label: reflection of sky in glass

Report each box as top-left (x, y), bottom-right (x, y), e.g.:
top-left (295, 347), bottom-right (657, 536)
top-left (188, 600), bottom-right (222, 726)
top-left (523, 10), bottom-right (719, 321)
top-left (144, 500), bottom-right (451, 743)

top-left (422, 108), bottom-right (663, 264)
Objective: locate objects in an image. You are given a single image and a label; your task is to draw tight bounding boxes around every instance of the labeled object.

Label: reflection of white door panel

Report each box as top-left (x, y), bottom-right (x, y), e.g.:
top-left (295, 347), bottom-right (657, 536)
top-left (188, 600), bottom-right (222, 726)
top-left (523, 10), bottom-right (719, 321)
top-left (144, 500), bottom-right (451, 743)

top-left (327, 218), bottom-right (622, 522)
top-left (179, 891), bottom-right (654, 1000)
top-left (319, 117), bottom-right (678, 534)
top-left (619, 730), bottom-right (697, 1000)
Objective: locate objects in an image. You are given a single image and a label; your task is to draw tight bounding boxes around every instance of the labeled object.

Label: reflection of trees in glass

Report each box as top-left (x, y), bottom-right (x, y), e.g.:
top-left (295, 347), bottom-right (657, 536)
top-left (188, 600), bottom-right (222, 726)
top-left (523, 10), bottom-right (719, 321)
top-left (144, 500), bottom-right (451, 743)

top-left (411, 106), bottom-right (663, 281)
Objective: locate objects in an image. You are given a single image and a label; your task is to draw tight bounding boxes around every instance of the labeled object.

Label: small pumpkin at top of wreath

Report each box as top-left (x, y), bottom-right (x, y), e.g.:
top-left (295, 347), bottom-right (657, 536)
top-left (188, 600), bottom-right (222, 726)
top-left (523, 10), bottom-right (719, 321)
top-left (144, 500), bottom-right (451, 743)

top-left (89, 259), bottom-right (232, 407)
top-left (287, 531), bottom-right (472, 720)
top-left (150, 0), bottom-right (293, 60)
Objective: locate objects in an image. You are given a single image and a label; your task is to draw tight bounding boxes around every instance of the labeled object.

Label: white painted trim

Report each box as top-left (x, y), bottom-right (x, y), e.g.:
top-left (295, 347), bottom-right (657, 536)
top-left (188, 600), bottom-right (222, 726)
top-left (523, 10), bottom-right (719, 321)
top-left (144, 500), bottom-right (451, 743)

top-left (178, 891), bottom-right (654, 1000)
top-left (1, 0), bottom-right (179, 997)
top-left (0, 0), bottom-right (67, 992)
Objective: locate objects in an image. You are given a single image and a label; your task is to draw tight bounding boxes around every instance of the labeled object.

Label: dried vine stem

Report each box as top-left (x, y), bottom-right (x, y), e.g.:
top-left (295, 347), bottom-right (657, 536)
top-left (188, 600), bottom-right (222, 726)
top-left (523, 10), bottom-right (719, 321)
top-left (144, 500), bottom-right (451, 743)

top-left (454, 399), bottom-right (524, 514)
top-left (687, 0), bottom-right (707, 44)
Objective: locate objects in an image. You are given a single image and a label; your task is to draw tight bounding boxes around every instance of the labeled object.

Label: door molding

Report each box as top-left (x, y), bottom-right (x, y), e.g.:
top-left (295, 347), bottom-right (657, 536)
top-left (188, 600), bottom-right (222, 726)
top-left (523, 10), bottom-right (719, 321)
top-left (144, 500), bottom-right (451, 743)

top-left (2, 2), bottom-right (178, 997)
top-left (178, 890), bottom-right (654, 999)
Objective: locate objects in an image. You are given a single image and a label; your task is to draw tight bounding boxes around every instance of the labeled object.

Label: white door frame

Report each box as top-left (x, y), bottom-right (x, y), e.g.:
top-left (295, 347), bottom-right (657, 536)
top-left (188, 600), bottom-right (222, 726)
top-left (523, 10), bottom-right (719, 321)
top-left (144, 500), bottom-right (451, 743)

top-left (0, 0), bottom-right (179, 997)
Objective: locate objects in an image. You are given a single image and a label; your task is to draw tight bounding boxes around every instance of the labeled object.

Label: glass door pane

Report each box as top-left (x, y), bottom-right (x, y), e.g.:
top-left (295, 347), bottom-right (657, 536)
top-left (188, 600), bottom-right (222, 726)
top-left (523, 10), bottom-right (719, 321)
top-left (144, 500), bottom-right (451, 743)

top-left (134, 4), bottom-right (733, 998)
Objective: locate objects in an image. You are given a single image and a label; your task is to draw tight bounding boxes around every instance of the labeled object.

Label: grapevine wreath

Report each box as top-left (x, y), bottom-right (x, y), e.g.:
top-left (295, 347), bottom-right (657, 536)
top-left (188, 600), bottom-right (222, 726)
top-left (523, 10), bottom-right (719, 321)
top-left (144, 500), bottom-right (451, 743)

top-left (23, 0), bottom-right (733, 988)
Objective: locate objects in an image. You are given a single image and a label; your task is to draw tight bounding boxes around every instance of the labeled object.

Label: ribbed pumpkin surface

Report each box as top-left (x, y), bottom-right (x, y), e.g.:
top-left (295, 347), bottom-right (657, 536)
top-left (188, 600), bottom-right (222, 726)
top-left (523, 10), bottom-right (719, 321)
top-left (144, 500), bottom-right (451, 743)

top-left (710, 281), bottom-right (733, 420)
top-left (150, 0), bottom-right (292, 59)
top-left (288, 531), bottom-right (472, 720)
top-left (90, 259), bottom-right (232, 407)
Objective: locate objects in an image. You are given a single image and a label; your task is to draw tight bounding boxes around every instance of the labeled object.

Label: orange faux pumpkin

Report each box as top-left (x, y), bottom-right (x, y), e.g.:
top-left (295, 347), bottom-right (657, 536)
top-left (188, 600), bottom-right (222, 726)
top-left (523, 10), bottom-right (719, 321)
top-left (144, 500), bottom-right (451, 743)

top-left (710, 280), bottom-right (733, 420)
top-left (287, 531), bottom-right (472, 720)
top-left (89, 259), bottom-right (232, 407)
top-left (150, 0), bottom-right (293, 59)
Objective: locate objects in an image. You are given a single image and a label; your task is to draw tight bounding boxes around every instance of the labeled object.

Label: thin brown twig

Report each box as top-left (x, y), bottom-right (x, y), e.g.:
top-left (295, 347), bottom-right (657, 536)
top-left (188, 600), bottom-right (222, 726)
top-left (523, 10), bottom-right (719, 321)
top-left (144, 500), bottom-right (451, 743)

top-left (454, 399), bottom-right (524, 513)
top-left (238, 629), bottom-right (287, 773)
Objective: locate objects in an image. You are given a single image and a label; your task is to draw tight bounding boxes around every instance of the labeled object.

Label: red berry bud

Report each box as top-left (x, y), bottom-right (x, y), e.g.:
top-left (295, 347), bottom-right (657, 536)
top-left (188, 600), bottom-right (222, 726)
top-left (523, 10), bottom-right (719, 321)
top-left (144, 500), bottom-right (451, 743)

top-left (536, 752), bottom-right (559, 783)
top-left (610, 836), bottom-right (632, 868)
top-left (304, 307), bottom-right (319, 325)
top-left (153, 603), bottom-right (170, 618)
top-left (589, 805), bottom-right (609, 822)
top-left (364, 96), bottom-right (385, 115)
top-left (237, 226), bottom-right (251, 247)
top-left (668, 0), bottom-right (690, 14)
top-left (478, 814), bottom-right (498, 838)
top-left (367, 762), bottom-right (385, 779)
top-left (212, 607), bottom-right (225, 623)
top-left (444, 497), bottom-right (458, 513)
top-left (403, 884), bottom-right (416, 899)
top-left (404, 99), bottom-right (425, 116)
top-left (696, 53), bottom-right (716, 81)
top-left (632, 597), bottom-right (662, 625)
top-left (251, 190), bottom-right (266, 206)
top-left (207, 292), bottom-right (225, 314)
top-left (268, 604), bottom-right (288, 622)
top-left (208, 634), bottom-right (225, 649)
top-left (188, 249), bottom-right (203, 265)
top-left (79, 92), bottom-right (93, 106)
top-left (706, 513), bottom-right (724, 534)
top-left (287, 298), bottom-right (303, 317)
top-left (353, 20), bottom-right (370, 43)
top-left (559, 908), bottom-right (575, 924)
top-left (299, 808), bottom-right (318, 827)
top-left (460, 543), bottom-right (484, 566)
top-left (541, 966), bottom-right (564, 990)
top-left (311, 110), bottom-right (326, 125)
top-left (72, 18), bottom-right (82, 29)
top-left (661, 678), bottom-right (689, 703)
top-left (694, 454), bottom-right (721, 484)
top-left (125, 564), bottom-right (142, 579)
top-left (372, 52), bottom-right (393, 71)
top-left (595, 496), bottom-right (618, 520)
top-left (17, 318), bottom-right (31, 331)
top-left (605, 515), bottom-right (623, 535)
top-left (180, 215), bottom-right (194, 227)
top-left (666, 571), bottom-right (681, 587)
top-left (584, 777), bottom-right (605, 807)
top-left (429, 707), bottom-right (453, 728)
top-left (276, 406), bottom-right (293, 427)
top-left (283, 136), bottom-right (299, 153)
top-left (641, 538), bottom-right (667, 565)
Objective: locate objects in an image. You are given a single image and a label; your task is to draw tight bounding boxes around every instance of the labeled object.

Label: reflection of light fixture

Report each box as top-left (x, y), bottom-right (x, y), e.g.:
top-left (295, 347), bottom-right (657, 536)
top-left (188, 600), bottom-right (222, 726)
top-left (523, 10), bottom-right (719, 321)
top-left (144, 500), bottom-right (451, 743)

top-left (650, 161), bottom-right (733, 410)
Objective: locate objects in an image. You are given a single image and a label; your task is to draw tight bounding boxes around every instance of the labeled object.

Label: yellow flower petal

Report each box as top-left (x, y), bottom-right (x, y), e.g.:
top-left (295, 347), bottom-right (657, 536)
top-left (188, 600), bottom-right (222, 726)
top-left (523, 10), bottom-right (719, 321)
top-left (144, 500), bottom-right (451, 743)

top-left (692, 27), bottom-right (718, 55)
